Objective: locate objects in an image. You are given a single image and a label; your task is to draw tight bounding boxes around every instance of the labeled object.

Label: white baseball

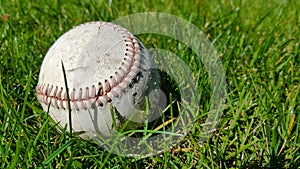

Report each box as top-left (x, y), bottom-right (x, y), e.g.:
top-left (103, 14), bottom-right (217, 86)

top-left (36, 22), bottom-right (159, 139)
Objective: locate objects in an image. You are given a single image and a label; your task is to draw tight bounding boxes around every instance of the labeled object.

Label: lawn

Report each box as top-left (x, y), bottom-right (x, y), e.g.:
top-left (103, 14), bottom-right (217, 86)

top-left (0, 0), bottom-right (299, 168)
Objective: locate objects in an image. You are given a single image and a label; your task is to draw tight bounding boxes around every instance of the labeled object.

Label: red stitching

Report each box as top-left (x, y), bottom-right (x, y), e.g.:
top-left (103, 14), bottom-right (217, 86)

top-left (98, 82), bottom-right (104, 96)
top-left (36, 21), bottom-right (143, 110)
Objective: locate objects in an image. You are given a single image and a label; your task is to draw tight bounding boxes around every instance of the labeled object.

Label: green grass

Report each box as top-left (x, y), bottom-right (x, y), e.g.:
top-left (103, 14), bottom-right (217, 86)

top-left (1, 0), bottom-right (300, 168)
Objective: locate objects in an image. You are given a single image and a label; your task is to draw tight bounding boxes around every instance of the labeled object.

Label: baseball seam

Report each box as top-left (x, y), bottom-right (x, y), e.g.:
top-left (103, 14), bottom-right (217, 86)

top-left (36, 22), bottom-right (144, 111)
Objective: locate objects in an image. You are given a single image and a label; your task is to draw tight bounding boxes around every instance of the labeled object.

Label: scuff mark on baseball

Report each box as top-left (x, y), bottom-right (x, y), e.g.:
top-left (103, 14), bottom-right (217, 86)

top-left (36, 21), bottom-right (160, 139)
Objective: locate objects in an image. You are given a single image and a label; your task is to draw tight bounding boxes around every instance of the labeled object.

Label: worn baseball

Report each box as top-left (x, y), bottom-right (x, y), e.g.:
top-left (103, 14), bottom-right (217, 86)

top-left (36, 21), bottom-right (159, 140)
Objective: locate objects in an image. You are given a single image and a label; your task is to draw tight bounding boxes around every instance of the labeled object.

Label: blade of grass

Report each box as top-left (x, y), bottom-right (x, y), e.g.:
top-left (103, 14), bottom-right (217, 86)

top-left (61, 61), bottom-right (72, 138)
top-left (41, 139), bottom-right (73, 166)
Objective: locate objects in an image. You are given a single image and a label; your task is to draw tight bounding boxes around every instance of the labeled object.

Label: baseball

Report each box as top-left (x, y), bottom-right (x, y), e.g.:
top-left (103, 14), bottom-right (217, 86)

top-left (36, 21), bottom-right (159, 140)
